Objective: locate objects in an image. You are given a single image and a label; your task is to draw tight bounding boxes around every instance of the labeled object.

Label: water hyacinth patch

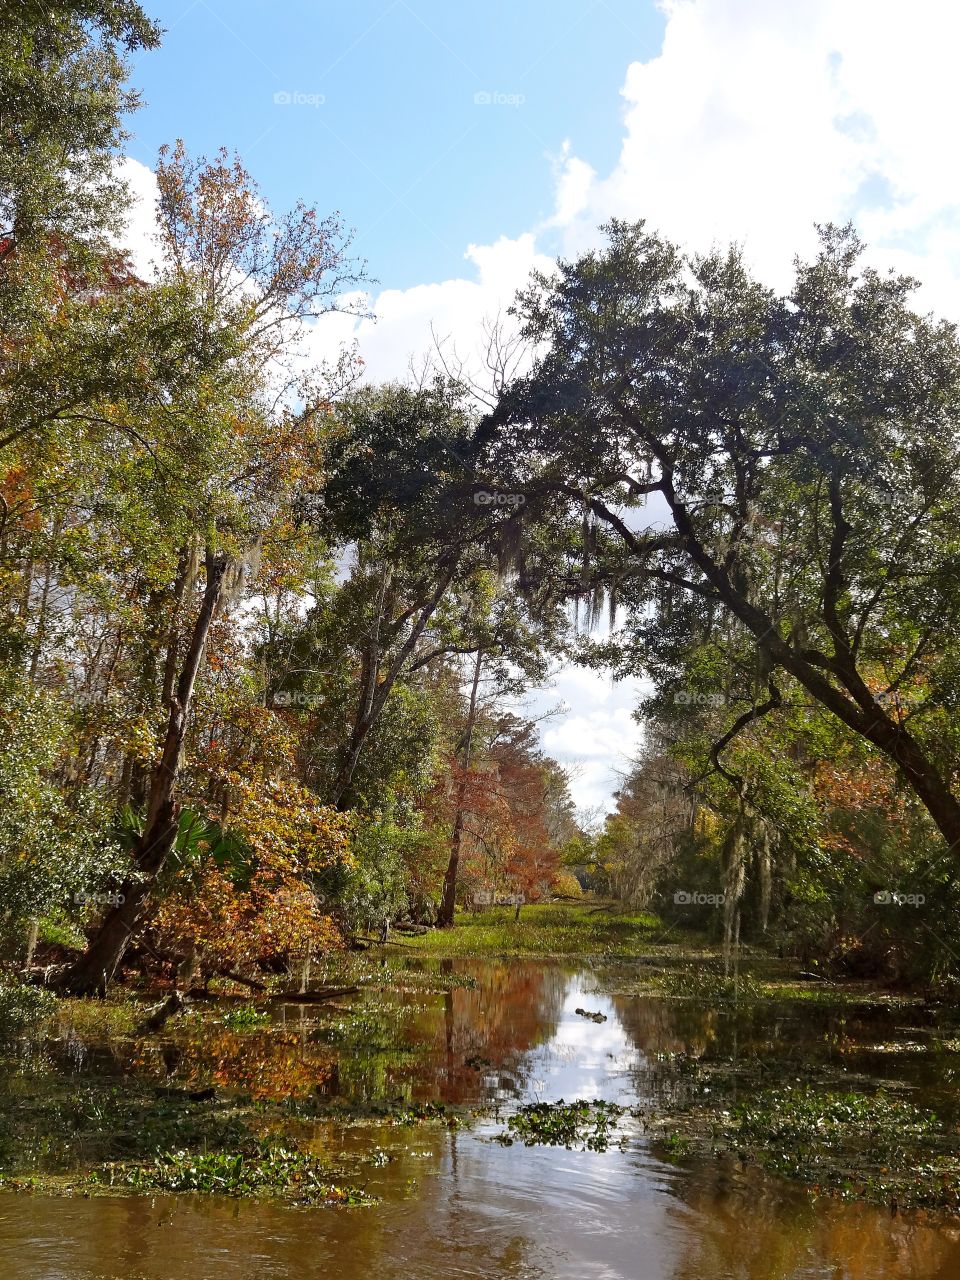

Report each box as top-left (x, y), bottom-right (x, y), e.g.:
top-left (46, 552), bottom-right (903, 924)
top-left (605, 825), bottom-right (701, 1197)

top-left (496, 1099), bottom-right (637, 1152)
top-left (96, 1142), bottom-right (373, 1204)
top-left (220, 1004), bottom-right (271, 1031)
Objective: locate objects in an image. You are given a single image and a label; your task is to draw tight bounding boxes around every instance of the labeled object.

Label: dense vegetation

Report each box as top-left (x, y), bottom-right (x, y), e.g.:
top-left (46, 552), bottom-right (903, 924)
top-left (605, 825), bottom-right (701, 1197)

top-left (3, 0), bottom-right (960, 1009)
top-left (0, 0), bottom-right (586, 999)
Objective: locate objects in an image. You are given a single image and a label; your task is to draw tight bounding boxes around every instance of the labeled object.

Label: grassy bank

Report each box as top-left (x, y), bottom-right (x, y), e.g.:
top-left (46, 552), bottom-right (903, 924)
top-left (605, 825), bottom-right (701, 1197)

top-left (395, 902), bottom-right (668, 958)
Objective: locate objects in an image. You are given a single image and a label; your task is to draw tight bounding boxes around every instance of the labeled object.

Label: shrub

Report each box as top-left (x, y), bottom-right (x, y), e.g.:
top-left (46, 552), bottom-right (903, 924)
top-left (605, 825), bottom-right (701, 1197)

top-left (552, 871), bottom-right (584, 899)
top-left (0, 981), bottom-right (57, 1034)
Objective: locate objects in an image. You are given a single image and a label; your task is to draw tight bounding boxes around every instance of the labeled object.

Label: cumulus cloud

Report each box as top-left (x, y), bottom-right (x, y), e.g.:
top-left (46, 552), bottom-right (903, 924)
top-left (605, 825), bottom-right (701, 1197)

top-left (116, 1), bottom-right (960, 377)
top-left (299, 232), bottom-right (553, 384)
top-left (517, 660), bottom-right (646, 817)
top-left (116, 156), bottom-right (161, 280)
top-left (559, 0), bottom-right (960, 310)
top-left (297, 0), bottom-right (960, 400)
top-left (544, 142), bottom-right (597, 229)
top-left (541, 704), bottom-right (642, 813)
top-left (560, 0), bottom-right (863, 277)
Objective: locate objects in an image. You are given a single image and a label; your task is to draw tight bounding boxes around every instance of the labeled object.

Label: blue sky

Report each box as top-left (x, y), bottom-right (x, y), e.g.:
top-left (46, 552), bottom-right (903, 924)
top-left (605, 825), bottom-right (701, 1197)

top-left (128, 0), bottom-right (663, 291)
top-left (120, 1), bottom-right (960, 812)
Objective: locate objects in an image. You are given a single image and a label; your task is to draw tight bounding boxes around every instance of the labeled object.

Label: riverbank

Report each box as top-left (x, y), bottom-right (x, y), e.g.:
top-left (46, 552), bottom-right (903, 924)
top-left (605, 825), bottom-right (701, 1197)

top-left (389, 902), bottom-right (667, 958)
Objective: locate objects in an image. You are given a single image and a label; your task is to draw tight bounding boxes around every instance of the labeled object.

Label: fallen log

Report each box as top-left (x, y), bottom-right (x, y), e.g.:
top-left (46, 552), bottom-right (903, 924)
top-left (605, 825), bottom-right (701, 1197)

top-left (356, 934), bottom-right (418, 947)
top-left (269, 985), bottom-right (360, 1003)
top-left (154, 1085), bottom-right (218, 1102)
top-left (216, 968), bottom-right (267, 992)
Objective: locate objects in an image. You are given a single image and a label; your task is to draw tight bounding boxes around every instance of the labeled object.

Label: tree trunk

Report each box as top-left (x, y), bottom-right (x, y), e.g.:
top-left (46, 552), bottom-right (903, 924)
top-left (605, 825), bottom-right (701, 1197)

top-left (332, 561), bottom-right (457, 809)
top-left (56, 548), bottom-right (229, 995)
top-left (122, 551), bottom-right (193, 809)
top-left (24, 917), bottom-right (39, 969)
top-left (299, 943), bottom-right (312, 994)
top-left (658, 475), bottom-right (960, 865)
top-left (438, 647), bottom-right (484, 927)
top-left (176, 937), bottom-right (199, 987)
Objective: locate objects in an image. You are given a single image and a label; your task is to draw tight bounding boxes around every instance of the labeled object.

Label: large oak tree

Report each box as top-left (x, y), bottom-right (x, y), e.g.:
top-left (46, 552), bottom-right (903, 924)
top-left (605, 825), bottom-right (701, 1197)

top-left (487, 220), bottom-right (960, 861)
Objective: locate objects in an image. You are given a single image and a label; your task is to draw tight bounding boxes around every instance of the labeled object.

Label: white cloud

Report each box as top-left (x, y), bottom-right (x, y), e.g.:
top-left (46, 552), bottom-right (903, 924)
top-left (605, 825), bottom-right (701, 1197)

top-left (520, 664), bottom-right (647, 817)
top-left (116, 156), bottom-right (161, 280)
top-left (575, 0), bottom-right (862, 279)
top-left (544, 142), bottom-right (597, 229)
top-left (294, 0), bottom-right (960, 396)
top-left (116, 2), bottom-right (960, 376)
top-left (298, 232), bottom-right (553, 385)
top-left (559, 0), bottom-right (960, 311)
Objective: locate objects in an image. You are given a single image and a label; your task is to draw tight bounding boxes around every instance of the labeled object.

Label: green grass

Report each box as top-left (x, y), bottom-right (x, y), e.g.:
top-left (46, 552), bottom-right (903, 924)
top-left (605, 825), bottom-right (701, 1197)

top-left (45, 993), bottom-right (144, 1040)
top-left (398, 903), bottom-right (666, 958)
top-left (0, 982), bottom-right (57, 1035)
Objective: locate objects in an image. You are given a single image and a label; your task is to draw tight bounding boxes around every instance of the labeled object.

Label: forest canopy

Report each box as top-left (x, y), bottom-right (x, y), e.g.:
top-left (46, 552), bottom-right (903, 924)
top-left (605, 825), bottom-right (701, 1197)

top-left (3, 0), bottom-right (960, 996)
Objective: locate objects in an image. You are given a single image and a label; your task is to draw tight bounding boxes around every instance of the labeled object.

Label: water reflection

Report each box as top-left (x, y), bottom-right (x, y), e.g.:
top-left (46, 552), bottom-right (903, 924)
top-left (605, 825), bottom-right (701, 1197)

top-left (5, 960), bottom-right (960, 1279)
top-left (5, 1137), bottom-right (960, 1280)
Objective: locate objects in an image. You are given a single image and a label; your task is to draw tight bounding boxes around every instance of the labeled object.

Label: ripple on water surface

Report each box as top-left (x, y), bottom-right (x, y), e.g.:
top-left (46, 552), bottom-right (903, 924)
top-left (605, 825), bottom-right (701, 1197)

top-left (4, 962), bottom-right (960, 1279)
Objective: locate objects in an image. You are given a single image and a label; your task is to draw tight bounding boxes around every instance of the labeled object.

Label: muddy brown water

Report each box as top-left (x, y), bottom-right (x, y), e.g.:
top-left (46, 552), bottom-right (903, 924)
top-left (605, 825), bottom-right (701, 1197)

top-left (2, 960), bottom-right (960, 1280)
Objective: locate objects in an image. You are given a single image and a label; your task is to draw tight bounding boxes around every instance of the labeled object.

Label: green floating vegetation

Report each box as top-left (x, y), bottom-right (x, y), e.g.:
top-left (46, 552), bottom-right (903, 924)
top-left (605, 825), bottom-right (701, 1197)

top-left (659, 1132), bottom-right (693, 1161)
top-left (657, 967), bottom-right (767, 1003)
top-left (220, 1003), bottom-right (271, 1031)
top-left (382, 967), bottom-right (479, 993)
top-left (659, 1083), bottom-right (960, 1210)
top-left (95, 1141), bottom-right (372, 1205)
top-left (496, 1099), bottom-right (635, 1152)
top-left (736, 1086), bottom-right (939, 1152)
top-left (345, 1099), bottom-right (454, 1127)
